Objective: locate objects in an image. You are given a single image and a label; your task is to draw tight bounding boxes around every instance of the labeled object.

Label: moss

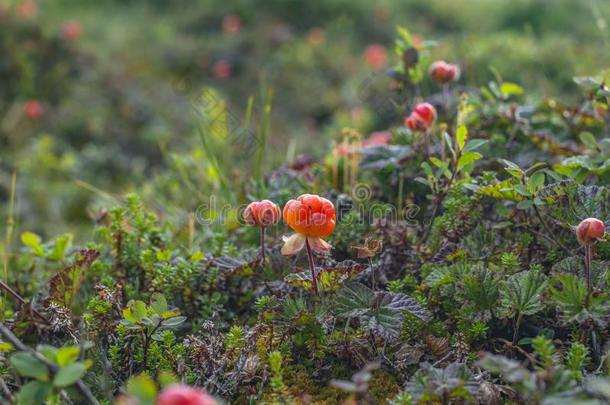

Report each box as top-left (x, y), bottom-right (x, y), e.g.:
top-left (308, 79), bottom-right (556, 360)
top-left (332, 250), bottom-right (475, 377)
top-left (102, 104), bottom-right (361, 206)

top-left (368, 370), bottom-right (401, 404)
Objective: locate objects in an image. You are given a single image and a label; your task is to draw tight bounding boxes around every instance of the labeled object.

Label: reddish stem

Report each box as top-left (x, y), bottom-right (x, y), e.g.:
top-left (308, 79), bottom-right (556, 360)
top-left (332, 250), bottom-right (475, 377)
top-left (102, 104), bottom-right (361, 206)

top-left (584, 244), bottom-right (592, 308)
top-left (305, 238), bottom-right (319, 295)
top-left (259, 226), bottom-right (266, 264)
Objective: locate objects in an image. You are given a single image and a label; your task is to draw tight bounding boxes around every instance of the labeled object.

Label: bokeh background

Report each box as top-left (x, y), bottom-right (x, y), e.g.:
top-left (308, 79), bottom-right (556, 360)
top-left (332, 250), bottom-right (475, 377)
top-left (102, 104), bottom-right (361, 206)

top-left (1, 0), bottom-right (609, 238)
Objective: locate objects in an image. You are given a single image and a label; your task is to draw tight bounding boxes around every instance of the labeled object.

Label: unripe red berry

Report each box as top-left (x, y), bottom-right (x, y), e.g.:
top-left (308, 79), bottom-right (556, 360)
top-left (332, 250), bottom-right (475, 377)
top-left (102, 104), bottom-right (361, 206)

top-left (243, 200), bottom-right (280, 227)
top-left (405, 102), bottom-right (437, 132)
top-left (222, 15), bottom-right (241, 35)
top-left (23, 100), bottom-right (44, 121)
top-left (404, 114), bottom-right (424, 131)
top-left (429, 60), bottom-right (460, 84)
top-left (61, 20), bottom-right (83, 42)
top-left (362, 131), bottom-right (391, 147)
top-left (363, 44), bottom-right (387, 70)
top-left (576, 218), bottom-right (605, 245)
top-left (157, 384), bottom-right (216, 405)
top-left (16, 0), bottom-right (37, 19)
top-left (212, 60), bottom-right (232, 80)
top-left (413, 103), bottom-right (437, 125)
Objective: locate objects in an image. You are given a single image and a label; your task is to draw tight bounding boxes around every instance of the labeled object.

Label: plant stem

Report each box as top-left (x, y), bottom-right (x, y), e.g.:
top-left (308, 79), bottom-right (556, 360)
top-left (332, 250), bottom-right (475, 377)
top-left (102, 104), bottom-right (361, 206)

top-left (260, 226), bottom-right (266, 264)
top-left (421, 155), bottom-right (460, 244)
top-left (397, 170), bottom-right (404, 214)
top-left (2, 172), bottom-right (17, 321)
top-left (512, 312), bottom-right (523, 347)
top-left (369, 258), bottom-right (375, 290)
top-left (442, 83), bottom-right (450, 113)
top-left (584, 244), bottom-right (592, 308)
top-left (305, 239), bottom-right (318, 295)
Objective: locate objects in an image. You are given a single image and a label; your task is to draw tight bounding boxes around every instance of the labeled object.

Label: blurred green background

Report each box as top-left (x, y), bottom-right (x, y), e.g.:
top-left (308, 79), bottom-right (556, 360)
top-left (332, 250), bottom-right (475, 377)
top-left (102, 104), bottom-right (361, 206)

top-left (1, 0), bottom-right (609, 238)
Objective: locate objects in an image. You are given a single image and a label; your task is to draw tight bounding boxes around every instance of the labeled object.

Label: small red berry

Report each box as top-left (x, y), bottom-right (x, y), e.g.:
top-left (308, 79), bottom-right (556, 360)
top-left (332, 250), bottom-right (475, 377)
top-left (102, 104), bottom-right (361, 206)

top-left (364, 44), bottom-right (387, 70)
top-left (212, 60), bottom-right (232, 80)
top-left (405, 102), bottom-right (437, 132)
top-left (157, 384), bottom-right (216, 405)
top-left (243, 200), bottom-right (280, 227)
top-left (307, 28), bottom-right (326, 47)
top-left (363, 131), bottom-right (391, 147)
top-left (413, 103), bottom-right (437, 125)
top-left (61, 20), bottom-right (83, 42)
top-left (405, 114), bottom-right (421, 131)
top-left (222, 15), bottom-right (241, 35)
top-left (429, 60), bottom-right (460, 84)
top-left (23, 100), bottom-right (44, 121)
top-left (576, 218), bottom-right (606, 245)
top-left (16, 0), bottom-right (37, 19)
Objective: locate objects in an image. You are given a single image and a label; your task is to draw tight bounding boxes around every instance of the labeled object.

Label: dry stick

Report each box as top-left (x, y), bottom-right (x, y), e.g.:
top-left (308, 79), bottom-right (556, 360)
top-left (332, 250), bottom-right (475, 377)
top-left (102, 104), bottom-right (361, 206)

top-left (0, 280), bottom-right (49, 325)
top-left (532, 205), bottom-right (571, 256)
top-left (0, 376), bottom-right (14, 403)
top-left (0, 322), bottom-right (100, 405)
top-left (305, 239), bottom-right (319, 295)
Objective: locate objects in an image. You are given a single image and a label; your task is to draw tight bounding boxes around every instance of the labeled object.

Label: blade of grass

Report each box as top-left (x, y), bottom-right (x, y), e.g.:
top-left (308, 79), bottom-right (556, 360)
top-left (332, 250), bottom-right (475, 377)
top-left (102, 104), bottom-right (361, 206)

top-left (1, 172), bottom-right (16, 320)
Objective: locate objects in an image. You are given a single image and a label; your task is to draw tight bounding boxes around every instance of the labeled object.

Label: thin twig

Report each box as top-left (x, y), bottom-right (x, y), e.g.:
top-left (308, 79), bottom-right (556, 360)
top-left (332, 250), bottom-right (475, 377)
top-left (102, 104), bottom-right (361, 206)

top-left (421, 162), bottom-right (460, 244)
top-left (532, 205), bottom-right (571, 255)
top-left (0, 376), bottom-right (14, 402)
top-left (0, 280), bottom-right (49, 325)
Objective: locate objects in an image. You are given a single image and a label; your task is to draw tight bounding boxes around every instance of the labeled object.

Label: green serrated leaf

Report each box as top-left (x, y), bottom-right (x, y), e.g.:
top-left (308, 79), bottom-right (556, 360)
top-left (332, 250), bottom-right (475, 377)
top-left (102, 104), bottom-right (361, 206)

top-left (336, 282), bottom-right (373, 318)
top-left (500, 270), bottom-right (547, 318)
